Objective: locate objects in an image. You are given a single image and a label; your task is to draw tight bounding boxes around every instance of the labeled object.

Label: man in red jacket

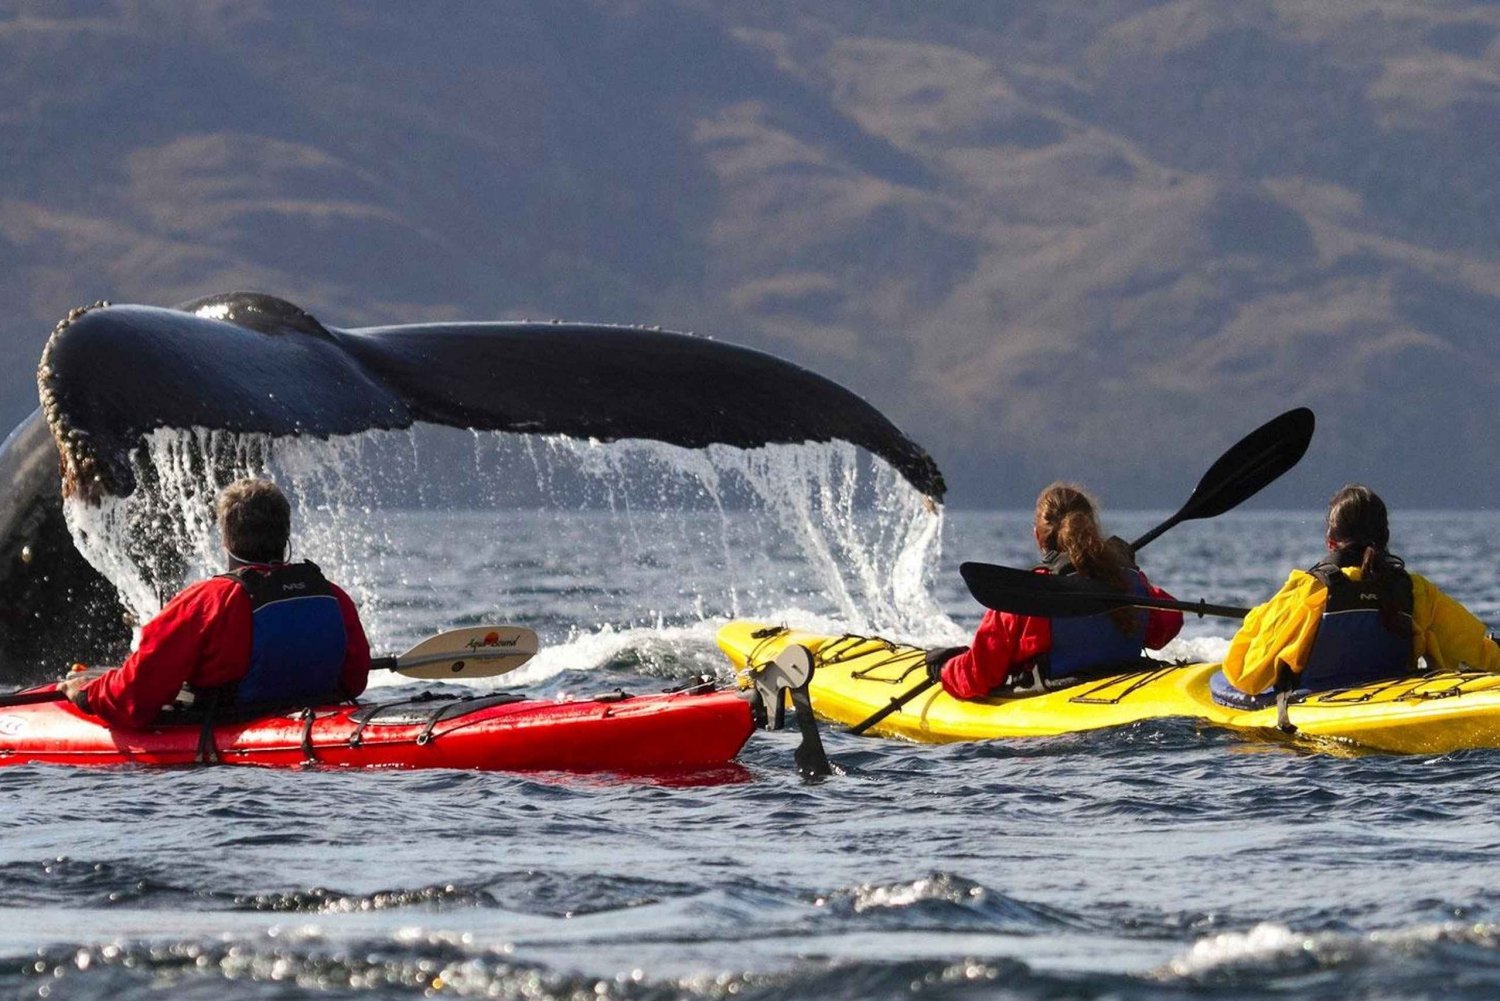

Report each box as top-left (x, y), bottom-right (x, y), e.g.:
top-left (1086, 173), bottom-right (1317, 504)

top-left (58, 479), bottom-right (371, 728)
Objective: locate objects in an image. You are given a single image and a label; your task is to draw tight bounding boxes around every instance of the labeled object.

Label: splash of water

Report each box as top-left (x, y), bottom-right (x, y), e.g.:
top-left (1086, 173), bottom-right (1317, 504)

top-left (62, 426), bottom-right (950, 651)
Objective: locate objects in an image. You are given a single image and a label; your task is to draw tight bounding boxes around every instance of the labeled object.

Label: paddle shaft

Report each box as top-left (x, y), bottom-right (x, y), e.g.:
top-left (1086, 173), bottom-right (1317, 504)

top-left (846, 676), bottom-right (935, 735)
top-left (0, 689), bottom-right (65, 708)
top-left (0, 657), bottom-right (440, 710)
top-left (1107, 594), bottom-right (1248, 620)
top-left (0, 625), bottom-right (538, 710)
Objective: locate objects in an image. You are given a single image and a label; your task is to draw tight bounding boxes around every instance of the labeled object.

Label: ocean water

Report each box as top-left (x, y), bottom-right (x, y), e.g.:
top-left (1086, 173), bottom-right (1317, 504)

top-left (5, 434), bottom-right (1500, 1000)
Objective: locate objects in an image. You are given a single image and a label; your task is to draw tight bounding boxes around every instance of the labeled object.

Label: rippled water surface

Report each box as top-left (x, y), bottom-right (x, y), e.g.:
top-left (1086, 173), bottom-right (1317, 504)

top-left (5, 504), bottom-right (1500, 1001)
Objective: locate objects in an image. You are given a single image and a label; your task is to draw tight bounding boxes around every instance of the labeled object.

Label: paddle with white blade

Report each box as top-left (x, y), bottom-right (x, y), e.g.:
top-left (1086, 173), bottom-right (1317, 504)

top-left (370, 625), bottom-right (539, 679)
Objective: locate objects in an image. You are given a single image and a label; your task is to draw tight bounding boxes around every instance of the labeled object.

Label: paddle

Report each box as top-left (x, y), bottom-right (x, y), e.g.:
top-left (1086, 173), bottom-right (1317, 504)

top-left (1126, 407), bottom-right (1313, 552)
top-left (846, 407), bottom-right (1313, 736)
top-left (958, 562), bottom-right (1250, 620)
top-left (367, 625), bottom-right (539, 678)
top-left (0, 625), bottom-right (540, 709)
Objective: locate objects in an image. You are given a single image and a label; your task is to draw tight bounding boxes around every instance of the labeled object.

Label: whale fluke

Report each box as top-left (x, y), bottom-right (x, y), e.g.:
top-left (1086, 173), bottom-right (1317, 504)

top-left (40, 293), bottom-right (945, 503)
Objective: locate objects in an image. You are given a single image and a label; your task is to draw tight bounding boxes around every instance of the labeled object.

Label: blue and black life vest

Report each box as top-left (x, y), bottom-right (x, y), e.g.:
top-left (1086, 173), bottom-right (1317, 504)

top-left (1297, 555), bottom-right (1415, 689)
top-left (1209, 553), bottom-right (1416, 713)
top-left (1024, 552), bottom-right (1152, 682)
top-left (213, 560), bottom-right (349, 707)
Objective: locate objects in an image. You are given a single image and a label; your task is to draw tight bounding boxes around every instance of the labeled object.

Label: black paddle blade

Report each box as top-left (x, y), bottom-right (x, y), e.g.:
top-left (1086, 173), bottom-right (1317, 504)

top-left (1129, 407), bottom-right (1313, 552)
top-left (1181, 407), bottom-right (1314, 521)
top-left (960, 561), bottom-right (1133, 618)
top-left (959, 561), bottom-right (1252, 620)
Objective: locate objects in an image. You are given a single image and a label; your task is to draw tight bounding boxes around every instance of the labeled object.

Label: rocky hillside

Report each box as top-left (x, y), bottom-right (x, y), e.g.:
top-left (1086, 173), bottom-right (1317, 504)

top-left (2, 1), bottom-right (1497, 507)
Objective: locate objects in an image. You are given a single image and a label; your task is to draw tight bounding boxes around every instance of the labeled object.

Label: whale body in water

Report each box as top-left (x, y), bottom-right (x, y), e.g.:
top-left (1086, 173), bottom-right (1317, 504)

top-left (1, 292), bottom-right (944, 680)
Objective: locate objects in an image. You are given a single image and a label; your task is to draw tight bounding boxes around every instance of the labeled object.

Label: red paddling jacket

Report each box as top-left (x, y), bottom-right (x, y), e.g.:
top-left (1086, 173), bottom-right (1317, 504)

top-left (77, 561), bottom-right (371, 728)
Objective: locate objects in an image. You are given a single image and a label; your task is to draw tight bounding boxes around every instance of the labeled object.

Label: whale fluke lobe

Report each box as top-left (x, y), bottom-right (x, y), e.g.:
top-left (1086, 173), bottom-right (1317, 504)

top-left (334, 321), bottom-right (946, 499)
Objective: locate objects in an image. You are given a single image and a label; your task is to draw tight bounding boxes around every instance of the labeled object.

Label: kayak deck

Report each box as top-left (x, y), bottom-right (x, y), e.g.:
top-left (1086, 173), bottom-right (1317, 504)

top-left (718, 620), bottom-right (1500, 754)
top-left (0, 686), bottom-right (756, 773)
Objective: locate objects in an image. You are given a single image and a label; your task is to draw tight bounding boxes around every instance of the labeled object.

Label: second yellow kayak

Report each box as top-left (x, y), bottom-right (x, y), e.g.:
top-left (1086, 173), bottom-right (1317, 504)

top-left (717, 620), bottom-right (1500, 754)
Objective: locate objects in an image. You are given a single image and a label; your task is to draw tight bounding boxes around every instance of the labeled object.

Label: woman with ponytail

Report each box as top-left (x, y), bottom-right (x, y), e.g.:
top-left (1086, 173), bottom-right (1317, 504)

top-left (931, 483), bottom-right (1184, 699)
top-left (1222, 484), bottom-right (1500, 696)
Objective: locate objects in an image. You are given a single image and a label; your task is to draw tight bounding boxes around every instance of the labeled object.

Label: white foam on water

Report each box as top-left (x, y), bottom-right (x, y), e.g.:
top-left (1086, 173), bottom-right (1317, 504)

top-left (64, 428), bottom-right (278, 622)
top-left (1158, 634), bottom-right (1231, 665)
top-left (1159, 921), bottom-right (1308, 977)
top-left (1158, 920), bottom-right (1500, 981)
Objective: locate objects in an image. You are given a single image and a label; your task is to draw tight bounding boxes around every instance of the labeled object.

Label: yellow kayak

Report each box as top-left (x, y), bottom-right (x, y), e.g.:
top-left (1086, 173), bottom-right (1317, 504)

top-left (717, 620), bottom-right (1500, 754)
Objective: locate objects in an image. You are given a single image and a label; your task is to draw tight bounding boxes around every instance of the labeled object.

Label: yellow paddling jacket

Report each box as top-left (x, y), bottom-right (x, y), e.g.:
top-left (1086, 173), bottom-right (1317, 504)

top-left (1223, 567), bottom-right (1500, 694)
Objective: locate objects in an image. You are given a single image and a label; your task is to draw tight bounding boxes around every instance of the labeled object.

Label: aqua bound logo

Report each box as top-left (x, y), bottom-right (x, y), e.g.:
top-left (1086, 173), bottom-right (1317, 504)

top-left (466, 630), bottom-right (519, 651)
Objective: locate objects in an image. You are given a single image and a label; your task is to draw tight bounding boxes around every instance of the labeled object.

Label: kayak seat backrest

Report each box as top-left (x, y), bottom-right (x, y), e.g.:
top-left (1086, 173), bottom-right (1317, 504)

top-left (1208, 669), bottom-right (1311, 710)
top-left (1000, 656), bottom-right (1168, 697)
top-left (349, 692), bottom-right (527, 727)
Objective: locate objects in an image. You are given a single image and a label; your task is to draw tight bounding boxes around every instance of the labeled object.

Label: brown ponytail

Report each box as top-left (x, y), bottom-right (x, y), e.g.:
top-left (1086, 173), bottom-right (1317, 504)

top-left (1325, 483), bottom-right (1394, 579)
top-left (1325, 483), bottom-right (1407, 634)
top-left (1035, 483), bottom-right (1137, 633)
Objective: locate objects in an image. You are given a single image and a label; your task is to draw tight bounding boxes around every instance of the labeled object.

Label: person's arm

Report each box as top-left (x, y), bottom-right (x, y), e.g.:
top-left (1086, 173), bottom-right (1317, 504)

top-left (79, 582), bottom-right (220, 728)
top-left (1221, 571), bottom-right (1324, 694)
top-left (939, 609), bottom-right (1049, 698)
top-left (331, 584), bottom-right (372, 698)
top-left (1411, 574), bottom-right (1500, 672)
top-left (1139, 575), bottom-right (1184, 649)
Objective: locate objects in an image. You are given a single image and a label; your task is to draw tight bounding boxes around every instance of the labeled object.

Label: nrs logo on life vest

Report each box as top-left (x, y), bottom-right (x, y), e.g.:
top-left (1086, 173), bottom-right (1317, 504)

top-left (281, 582), bottom-right (308, 591)
top-left (466, 631), bottom-right (518, 651)
top-left (0, 716), bottom-right (27, 736)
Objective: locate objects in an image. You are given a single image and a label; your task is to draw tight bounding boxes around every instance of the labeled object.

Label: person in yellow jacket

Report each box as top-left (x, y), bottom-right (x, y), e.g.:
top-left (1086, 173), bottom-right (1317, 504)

top-left (1223, 484), bottom-right (1500, 697)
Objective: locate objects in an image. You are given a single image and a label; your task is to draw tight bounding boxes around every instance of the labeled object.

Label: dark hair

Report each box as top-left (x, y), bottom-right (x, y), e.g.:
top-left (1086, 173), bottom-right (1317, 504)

top-left (217, 479), bottom-right (291, 563)
top-left (1034, 482), bottom-right (1137, 633)
top-left (1325, 483), bottom-right (1391, 578)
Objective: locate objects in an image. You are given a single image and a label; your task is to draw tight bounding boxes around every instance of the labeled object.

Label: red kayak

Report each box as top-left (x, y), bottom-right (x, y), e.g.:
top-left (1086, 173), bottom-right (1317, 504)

top-left (0, 686), bottom-right (756, 773)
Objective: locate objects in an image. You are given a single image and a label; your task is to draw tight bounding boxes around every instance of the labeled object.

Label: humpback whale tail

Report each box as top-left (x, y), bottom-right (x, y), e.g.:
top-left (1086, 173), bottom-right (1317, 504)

top-left (39, 293), bottom-right (945, 505)
top-left (3, 293), bottom-right (946, 681)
